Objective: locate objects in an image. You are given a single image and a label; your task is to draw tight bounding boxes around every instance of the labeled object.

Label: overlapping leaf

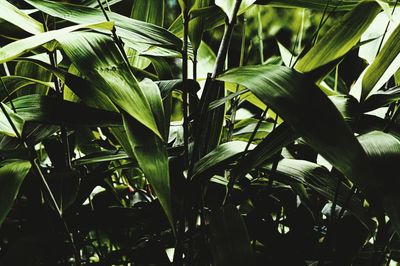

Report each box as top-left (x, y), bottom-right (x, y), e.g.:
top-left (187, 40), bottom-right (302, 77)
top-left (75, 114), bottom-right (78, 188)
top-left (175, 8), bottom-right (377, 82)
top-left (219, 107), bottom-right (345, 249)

top-left (0, 160), bottom-right (31, 227)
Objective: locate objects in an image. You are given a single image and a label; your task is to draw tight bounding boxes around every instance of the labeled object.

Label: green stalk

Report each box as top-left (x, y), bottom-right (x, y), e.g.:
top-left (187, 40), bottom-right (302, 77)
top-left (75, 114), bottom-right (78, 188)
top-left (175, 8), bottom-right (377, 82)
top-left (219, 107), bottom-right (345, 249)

top-left (228, 15), bottom-right (247, 141)
top-left (174, 3), bottom-right (191, 264)
top-left (257, 6), bottom-right (264, 64)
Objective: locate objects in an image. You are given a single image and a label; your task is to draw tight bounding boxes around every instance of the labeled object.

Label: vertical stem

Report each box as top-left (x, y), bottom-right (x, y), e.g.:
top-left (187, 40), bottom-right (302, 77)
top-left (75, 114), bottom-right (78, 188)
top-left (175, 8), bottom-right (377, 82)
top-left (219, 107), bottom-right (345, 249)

top-left (257, 6), bottom-right (264, 64)
top-left (228, 16), bottom-right (247, 141)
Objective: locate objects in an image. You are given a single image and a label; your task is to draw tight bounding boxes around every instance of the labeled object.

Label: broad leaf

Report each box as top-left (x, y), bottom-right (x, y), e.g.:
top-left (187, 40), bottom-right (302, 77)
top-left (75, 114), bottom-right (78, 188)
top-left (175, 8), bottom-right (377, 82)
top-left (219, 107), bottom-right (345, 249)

top-left (261, 158), bottom-right (371, 228)
top-left (0, 103), bottom-right (24, 138)
top-left (10, 94), bottom-right (122, 127)
top-left (258, 0), bottom-right (392, 11)
top-left (0, 0), bottom-right (43, 34)
top-left (362, 22), bottom-right (400, 100)
top-left (58, 32), bottom-right (161, 138)
top-left (209, 204), bottom-right (253, 266)
top-left (218, 65), bottom-right (376, 196)
top-left (0, 160), bottom-right (31, 227)
top-left (0, 21), bottom-right (114, 64)
top-left (216, 0), bottom-right (256, 21)
top-left (0, 76), bottom-right (54, 101)
top-left (358, 131), bottom-right (400, 233)
top-left (122, 112), bottom-right (173, 231)
top-left (295, 1), bottom-right (381, 75)
top-left (26, 0), bottom-right (182, 50)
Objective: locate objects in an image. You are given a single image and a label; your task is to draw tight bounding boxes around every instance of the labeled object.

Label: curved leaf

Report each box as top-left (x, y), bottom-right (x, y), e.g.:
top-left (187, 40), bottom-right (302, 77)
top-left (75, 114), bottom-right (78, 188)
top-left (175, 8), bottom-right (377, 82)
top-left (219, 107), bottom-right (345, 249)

top-left (295, 1), bottom-right (381, 75)
top-left (0, 21), bottom-right (114, 64)
top-left (0, 0), bottom-right (43, 34)
top-left (0, 160), bottom-right (31, 227)
top-left (58, 32), bottom-right (161, 138)
top-left (0, 103), bottom-right (24, 138)
top-left (10, 94), bottom-right (122, 127)
top-left (25, 0), bottom-right (181, 50)
top-left (358, 131), bottom-right (400, 233)
top-left (261, 158), bottom-right (371, 228)
top-left (362, 22), bottom-right (400, 100)
top-left (218, 64), bottom-right (376, 195)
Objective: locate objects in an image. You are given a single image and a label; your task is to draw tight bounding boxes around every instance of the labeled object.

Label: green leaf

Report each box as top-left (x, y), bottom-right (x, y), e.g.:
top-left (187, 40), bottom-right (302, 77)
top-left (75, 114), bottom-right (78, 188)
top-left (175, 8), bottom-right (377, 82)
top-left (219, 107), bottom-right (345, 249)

top-left (10, 94), bottom-right (122, 127)
top-left (215, 0), bottom-right (256, 21)
top-left (26, 0), bottom-right (182, 50)
top-left (261, 158), bottom-right (371, 228)
top-left (258, 0), bottom-right (393, 11)
top-left (131, 0), bottom-right (164, 27)
top-left (122, 112), bottom-right (173, 231)
top-left (0, 21), bottom-right (114, 64)
top-left (362, 23), bottom-right (400, 100)
top-left (73, 150), bottom-right (129, 166)
top-left (0, 160), bottom-right (31, 227)
top-left (358, 131), bottom-right (400, 233)
top-left (231, 123), bottom-right (298, 179)
top-left (192, 141), bottom-right (252, 181)
top-left (0, 103), bottom-right (24, 138)
top-left (362, 87), bottom-right (400, 112)
top-left (0, 76), bottom-right (54, 101)
top-left (209, 204), bottom-right (253, 266)
top-left (188, 0), bottom-right (210, 52)
top-left (0, 0), bottom-right (43, 34)
top-left (295, 1), bottom-right (381, 75)
top-left (218, 65), bottom-right (376, 195)
top-left (58, 32), bottom-right (161, 138)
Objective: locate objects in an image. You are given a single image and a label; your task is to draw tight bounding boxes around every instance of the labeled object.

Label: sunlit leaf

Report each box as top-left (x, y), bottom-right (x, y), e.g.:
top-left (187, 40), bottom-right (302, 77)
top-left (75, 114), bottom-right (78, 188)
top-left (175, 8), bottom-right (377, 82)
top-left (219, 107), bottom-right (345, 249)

top-left (0, 160), bottom-right (31, 227)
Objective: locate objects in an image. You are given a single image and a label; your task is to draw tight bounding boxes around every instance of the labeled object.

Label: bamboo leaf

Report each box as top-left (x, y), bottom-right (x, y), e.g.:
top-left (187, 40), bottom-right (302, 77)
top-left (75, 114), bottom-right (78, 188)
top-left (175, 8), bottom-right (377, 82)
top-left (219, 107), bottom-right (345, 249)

top-left (258, 0), bottom-right (393, 11)
top-left (0, 76), bottom-right (54, 101)
top-left (122, 112), bottom-right (173, 231)
top-left (0, 21), bottom-right (114, 64)
top-left (261, 158), bottom-right (371, 228)
top-left (362, 23), bottom-right (400, 100)
top-left (295, 1), bottom-right (381, 75)
top-left (209, 204), bottom-right (253, 266)
top-left (0, 160), bottom-right (31, 227)
top-left (131, 0), bottom-right (164, 27)
top-left (0, 0), bottom-right (43, 34)
top-left (58, 32), bottom-right (161, 138)
top-left (0, 103), bottom-right (24, 138)
top-left (216, 0), bottom-right (256, 21)
top-left (10, 94), bottom-right (122, 127)
top-left (25, 0), bottom-right (182, 50)
top-left (358, 131), bottom-right (400, 233)
top-left (218, 65), bottom-right (376, 195)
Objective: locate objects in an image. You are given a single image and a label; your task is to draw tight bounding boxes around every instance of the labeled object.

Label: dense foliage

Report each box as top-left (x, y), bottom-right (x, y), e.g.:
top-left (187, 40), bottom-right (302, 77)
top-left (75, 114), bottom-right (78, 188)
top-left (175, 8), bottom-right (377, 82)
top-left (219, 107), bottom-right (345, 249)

top-left (1, 0), bottom-right (400, 265)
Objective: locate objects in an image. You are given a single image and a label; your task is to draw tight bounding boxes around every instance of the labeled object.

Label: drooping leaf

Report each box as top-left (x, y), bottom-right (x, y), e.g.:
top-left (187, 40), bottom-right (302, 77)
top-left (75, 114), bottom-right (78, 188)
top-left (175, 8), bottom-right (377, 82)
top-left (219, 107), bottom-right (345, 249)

top-left (0, 0), bottom-right (43, 34)
top-left (362, 22), bottom-right (400, 100)
top-left (295, 1), bottom-right (381, 75)
top-left (358, 131), bottom-right (400, 233)
top-left (192, 141), bottom-right (252, 181)
top-left (122, 112), bottom-right (173, 231)
top-left (14, 60), bottom-right (53, 97)
top-left (231, 123), bottom-right (298, 179)
top-left (209, 204), bottom-right (253, 266)
top-left (188, 0), bottom-right (210, 52)
top-left (0, 76), bottom-right (54, 101)
top-left (10, 94), bottom-right (122, 127)
top-left (218, 64), bottom-right (376, 196)
top-left (25, 0), bottom-right (182, 50)
top-left (0, 160), bottom-right (31, 227)
top-left (0, 103), bottom-right (24, 138)
top-left (58, 32), bottom-right (161, 138)
top-left (362, 86), bottom-right (400, 112)
top-left (261, 158), bottom-right (371, 228)
top-left (0, 21), bottom-right (114, 64)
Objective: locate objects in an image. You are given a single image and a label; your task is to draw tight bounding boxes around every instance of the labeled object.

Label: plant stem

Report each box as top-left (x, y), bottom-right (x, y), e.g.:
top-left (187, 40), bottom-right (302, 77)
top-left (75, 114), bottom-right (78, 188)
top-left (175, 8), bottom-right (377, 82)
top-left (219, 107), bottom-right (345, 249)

top-left (228, 15), bottom-right (246, 141)
top-left (257, 7), bottom-right (264, 64)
